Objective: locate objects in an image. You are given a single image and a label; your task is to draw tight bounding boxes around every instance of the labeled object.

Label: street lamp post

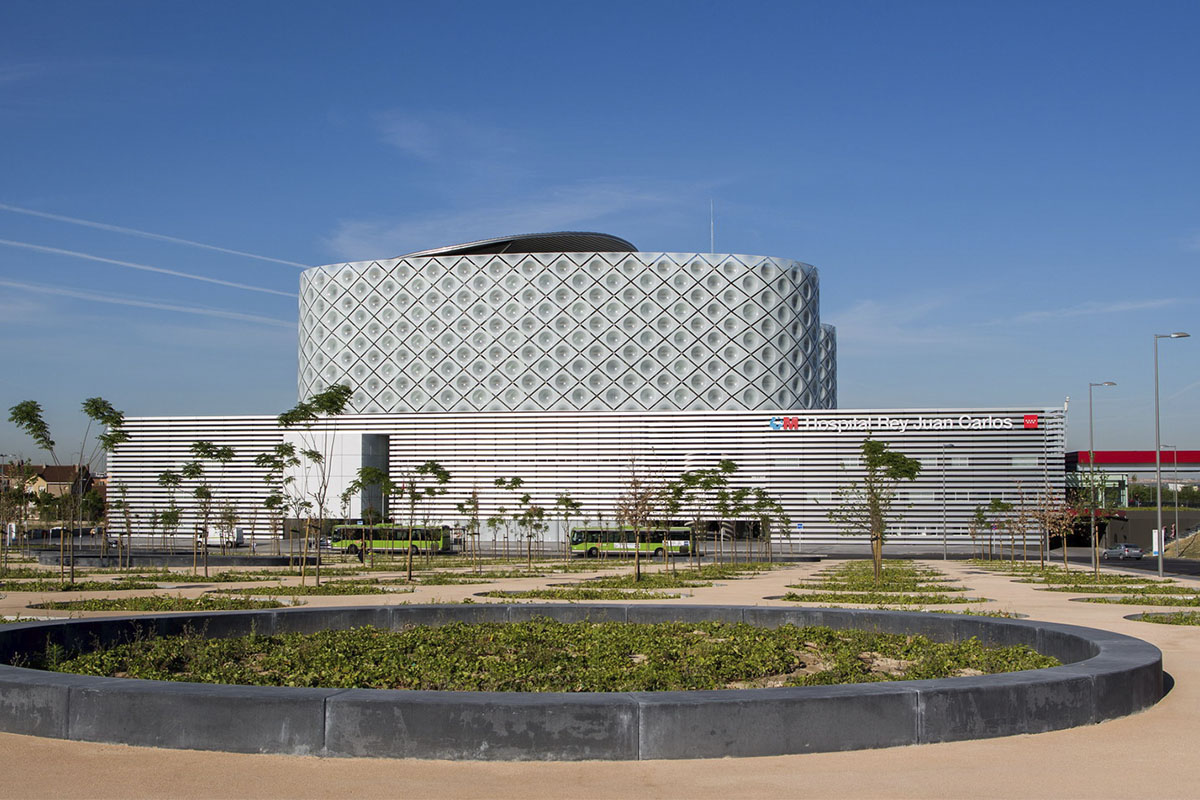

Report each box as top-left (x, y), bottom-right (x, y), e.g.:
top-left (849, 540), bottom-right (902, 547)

top-left (1089, 382), bottom-right (1116, 574)
top-left (1154, 332), bottom-right (1190, 578)
top-left (941, 443), bottom-right (955, 560)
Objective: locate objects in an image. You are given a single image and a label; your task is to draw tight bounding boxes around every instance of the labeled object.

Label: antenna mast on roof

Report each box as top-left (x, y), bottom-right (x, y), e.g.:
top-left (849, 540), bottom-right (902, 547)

top-left (709, 199), bottom-right (715, 254)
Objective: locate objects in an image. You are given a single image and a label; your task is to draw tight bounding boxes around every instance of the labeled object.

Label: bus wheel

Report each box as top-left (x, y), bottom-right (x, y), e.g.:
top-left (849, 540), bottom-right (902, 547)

top-left (410, 545), bottom-right (420, 554)
top-left (587, 547), bottom-right (599, 558)
top-left (653, 548), bottom-right (665, 559)
top-left (347, 544), bottom-right (359, 556)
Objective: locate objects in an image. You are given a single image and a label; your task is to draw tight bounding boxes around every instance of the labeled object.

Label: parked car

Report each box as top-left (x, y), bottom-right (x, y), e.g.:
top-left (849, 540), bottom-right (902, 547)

top-left (1102, 543), bottom-right (1143, 560)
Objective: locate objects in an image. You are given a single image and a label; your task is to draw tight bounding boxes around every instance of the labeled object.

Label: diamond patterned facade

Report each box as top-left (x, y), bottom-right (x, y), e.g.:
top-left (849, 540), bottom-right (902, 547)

top-left (298, 251), bottom-right (837, 413)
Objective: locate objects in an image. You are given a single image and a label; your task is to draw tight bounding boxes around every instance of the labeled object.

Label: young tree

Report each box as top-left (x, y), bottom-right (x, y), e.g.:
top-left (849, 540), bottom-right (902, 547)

top-left (156, 470), bottom-right (182, 553)
top-left (615, 460), bottom-right (663, 582)
top-left (984, 498), bottom-right (1015, 562)
top-left (190, 441), bottom-right (236, 555)
top-left (276, 384), bottom-right (354, 585)
top-left (399, 460), bottom-right (451, 581)
top-left (827, 439), bottom-right (922, 583)
top-left (747, 487), bottom-right (790, 564)
top-left (456, 489), bottom-right (482, 573)
top-left (8, 398), bottom-right (128, 582)
top-left (970, 505), bottom-right (988, 560)
top-left (1033, 491), bottom-right (1080, 570)
top-left (663, 459), bottom-right (738, 572)
top-left (518, 502), bottom-right (547, 569)
top-left (494, 477), bottom-right (526, 565)
top-left (109, 483), bottom-right (137, 569)
top-left (485, 511), bottom-right (505, 562)
top-left (181, 458), bottom-right (210, 577)
top-left (342, 465), bottom-right (398, 565)
top-left (1, 461), bottom-right (36, 570)
top-left (254, 443), bottom-right (302, 561)
top-left (553, 491), bottom-right (583, 565)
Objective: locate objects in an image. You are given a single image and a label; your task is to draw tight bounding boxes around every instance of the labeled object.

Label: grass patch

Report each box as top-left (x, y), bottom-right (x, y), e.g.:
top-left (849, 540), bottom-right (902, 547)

top-left (38, 619), bottom-right (1058, 690)
top-left (210, 581), bottom-right (405, 596)
top-left (0, 577), bottom-right (160, 592)
top-left (789, 559), bottom-right (965, 598)
top-left (1017, 572), bottom-right (1169, 587)
top-left (1138, 612), bottom-right (1200, 625)
top-left (0, 566), bottom-right (60, 579)
top-left (131, 570), bottom-right (272, 584)
top-left (1080, 595), bottom-right (1200, 607)
top-left (578, 574), bottom-right (712, 589)
top-left (30, 595), bottom-right (292, 612)
top-left (411, 570), bottom-right (551, 585)
top-left (782, 591), bottom-right (986, 605)
top-left (788, 581), bottom-right (966, 593)
top-left (477, 588), bottom-right (681, 601)
top-left (1040, 584), bottom-right (1200, 595)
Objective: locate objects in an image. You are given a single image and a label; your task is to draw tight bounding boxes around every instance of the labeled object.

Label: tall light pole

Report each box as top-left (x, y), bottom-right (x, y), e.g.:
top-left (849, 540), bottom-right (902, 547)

top-left (941, 443), bottom-right (955, 560)
top-left (1154, 332), bottom-right (1190, 577)
top-left (1089, 382), bottom-right (1116, 573)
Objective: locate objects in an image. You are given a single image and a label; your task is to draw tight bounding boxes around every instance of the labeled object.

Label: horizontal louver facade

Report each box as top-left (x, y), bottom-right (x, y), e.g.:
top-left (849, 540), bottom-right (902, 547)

top-left (106, 407), bottom-right (1064, 543)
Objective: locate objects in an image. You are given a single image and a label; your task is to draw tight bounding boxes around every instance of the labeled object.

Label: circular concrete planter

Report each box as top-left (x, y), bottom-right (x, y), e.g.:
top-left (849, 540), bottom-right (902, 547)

top-left (0, 604), bottom-right (1162, 760)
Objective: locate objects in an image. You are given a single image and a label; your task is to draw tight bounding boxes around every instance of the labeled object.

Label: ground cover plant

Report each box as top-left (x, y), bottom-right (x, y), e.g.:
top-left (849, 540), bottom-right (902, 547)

top-left (786, 560), bottom-right (968, 598)
top-left (1038, 584), bottom-right (1200, 595)
top-left (30, 595), bottom-right (292, 612)
top-left (1080, 595), bottom-right (1200, 607)
top-left (0, 566), bottom-right (61, 579)
top-left (477, 587), bottom-right (681, 601)
top-left (1138, 612), bottom-right (1200, 625)
top-left (783, 591), bottom-right (985, 605)
top-left (576, 574), bottom-right (712, 589)
top-left (131, 570), bottom-right (272, 584)
top-left (1016, 572), bottom-right (1169, 587)
top-left (788, 580), bottom-right (967, 593)
top-left (0, 577), bottom-right (160, 592)
top-left (209, 581), bottom-right (405, 596)
top-left (37, 619), bottom-right (1059, 690)
top-left (405, 569), bottom-right (554, 585)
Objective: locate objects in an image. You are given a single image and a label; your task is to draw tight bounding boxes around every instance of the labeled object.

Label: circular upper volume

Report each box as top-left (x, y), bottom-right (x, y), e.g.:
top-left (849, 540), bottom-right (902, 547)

top-left (397, 232), bottom-right (637, 259)
top-left (298, 243), bottom-right (837, 414)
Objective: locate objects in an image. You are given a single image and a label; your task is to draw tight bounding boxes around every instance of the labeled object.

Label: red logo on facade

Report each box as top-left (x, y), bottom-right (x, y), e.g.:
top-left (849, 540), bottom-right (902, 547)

top-left (1023, 414), bottom-right (1039, 429)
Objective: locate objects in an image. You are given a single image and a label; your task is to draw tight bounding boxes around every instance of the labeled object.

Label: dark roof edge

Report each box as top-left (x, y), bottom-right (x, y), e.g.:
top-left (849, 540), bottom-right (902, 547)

top-left (397, 232), bottom-right (637, 259)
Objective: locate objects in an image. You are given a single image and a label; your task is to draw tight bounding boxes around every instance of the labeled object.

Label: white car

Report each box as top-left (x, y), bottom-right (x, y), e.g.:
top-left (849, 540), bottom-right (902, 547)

top-left (1102, 543), bottom-right (1143, 560)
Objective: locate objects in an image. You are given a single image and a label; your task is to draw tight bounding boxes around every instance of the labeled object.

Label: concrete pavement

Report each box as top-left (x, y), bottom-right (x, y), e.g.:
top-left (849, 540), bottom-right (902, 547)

top-left (1, 557), bottom-right (1198, 799)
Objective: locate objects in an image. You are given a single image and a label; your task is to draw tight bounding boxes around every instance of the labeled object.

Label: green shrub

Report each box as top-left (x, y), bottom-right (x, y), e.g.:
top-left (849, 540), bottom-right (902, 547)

top-left (1080, 595), bottom-right (1200, 607)
top-left (30, 595), bottom-right (291, 612)
top-left (782, 591), bottom-right (986, 605)
top-left (1138, 612), bottom-right (1200, 625)
top-left (41, 620), bottom-right (1057, 691)
top-left (0, 578), bottom-right (159, 592)
top-left (210, 581), bottom-right (405, 596)
top-left (477, 588), bottom-right (681, 601)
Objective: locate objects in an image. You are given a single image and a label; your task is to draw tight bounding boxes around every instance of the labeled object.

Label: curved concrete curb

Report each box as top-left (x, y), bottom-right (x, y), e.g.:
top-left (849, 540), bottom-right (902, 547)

top-left (0, 604), bottom-right (1162, 760)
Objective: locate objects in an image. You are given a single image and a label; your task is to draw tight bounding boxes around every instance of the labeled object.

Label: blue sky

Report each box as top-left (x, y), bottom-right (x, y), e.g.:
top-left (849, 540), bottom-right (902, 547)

top-left (1, 0), bottom-right (1196, 462)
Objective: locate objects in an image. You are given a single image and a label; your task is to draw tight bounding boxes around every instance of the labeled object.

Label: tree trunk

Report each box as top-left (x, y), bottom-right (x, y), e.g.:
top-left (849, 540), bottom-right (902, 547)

top-left (633, 527), bottom-right (641, 582)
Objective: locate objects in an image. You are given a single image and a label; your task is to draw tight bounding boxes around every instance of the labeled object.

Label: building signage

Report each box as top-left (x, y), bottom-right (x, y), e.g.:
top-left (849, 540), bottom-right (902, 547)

top-left (768, 415), bottom-right (1030, 433)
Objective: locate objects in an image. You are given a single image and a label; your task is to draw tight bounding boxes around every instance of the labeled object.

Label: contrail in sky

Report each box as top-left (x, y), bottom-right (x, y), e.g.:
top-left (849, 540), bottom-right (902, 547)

top-left (0, 278), bottom-right (294, 328)
top-left (0, 239), bottom-right (297, 298)
top-left (0, 202), bottom-right (310, 268)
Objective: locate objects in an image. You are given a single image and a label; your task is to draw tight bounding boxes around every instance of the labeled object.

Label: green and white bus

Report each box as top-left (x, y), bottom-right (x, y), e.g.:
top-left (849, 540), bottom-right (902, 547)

top-left (569, 526), bottom-right (691, 558)
top-left (330, 524), bottom-right (453, 556)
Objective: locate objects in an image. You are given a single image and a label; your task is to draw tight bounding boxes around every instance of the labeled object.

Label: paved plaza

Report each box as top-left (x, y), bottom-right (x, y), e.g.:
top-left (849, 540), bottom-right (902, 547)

top-left (1, 557), bottom-right (1197, 799)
